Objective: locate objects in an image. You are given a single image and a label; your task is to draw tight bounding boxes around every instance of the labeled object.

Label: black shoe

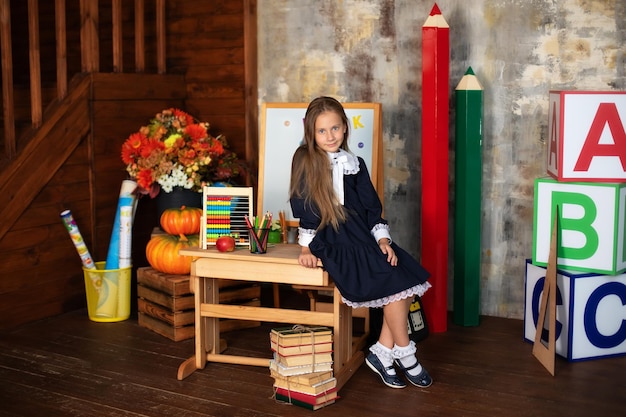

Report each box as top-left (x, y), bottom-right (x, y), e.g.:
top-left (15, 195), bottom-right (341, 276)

top-left (394, 360), bottom-right (433, 388)
top-left (365, 352), bottom-right (407, 389)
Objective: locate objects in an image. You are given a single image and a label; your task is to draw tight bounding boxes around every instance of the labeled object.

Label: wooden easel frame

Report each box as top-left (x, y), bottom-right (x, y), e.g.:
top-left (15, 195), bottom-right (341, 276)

top-left (533, 208), bottom-right (559, 375)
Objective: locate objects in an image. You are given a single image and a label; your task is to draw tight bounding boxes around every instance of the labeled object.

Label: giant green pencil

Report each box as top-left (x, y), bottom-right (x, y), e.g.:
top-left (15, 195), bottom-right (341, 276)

top-left (454, 67), bottom-right (483, 326)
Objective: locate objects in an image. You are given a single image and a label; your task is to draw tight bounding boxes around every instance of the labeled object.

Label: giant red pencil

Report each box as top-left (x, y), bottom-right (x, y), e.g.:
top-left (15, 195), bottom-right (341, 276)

top-left (421, 3), bottom-right (449, 333)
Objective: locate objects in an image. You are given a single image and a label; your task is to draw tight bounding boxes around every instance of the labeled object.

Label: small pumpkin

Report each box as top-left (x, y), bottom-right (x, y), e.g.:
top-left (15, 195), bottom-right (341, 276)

top-left (160, 205), bottom-right (202, 235)
top-left (146, 233), bottom-right (199, 275)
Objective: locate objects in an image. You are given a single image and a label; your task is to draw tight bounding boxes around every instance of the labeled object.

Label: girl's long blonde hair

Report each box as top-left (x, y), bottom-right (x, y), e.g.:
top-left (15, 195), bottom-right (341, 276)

top-left (289, 96), bottom-right (350, 231)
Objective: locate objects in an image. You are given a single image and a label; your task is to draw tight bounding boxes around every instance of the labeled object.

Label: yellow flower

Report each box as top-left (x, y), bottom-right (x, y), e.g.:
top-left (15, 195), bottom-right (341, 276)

top-left (164, 134), bottom-right (181, 148)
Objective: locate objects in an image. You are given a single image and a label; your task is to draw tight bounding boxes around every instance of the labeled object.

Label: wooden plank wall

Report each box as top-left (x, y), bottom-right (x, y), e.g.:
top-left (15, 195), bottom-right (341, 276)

top-left (0, 0), bottom-right (256, 330)
top-left (167, 0), bottom-right (255, 172)
top-left (89, 73), bottom-right (187, 273)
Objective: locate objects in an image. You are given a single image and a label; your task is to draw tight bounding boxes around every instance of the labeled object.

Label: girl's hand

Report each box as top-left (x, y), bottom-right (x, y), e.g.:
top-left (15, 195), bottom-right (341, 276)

top-left (378, 238), bottom-right (397, 266)
top-left (298, 246), bottom-right (320, 268)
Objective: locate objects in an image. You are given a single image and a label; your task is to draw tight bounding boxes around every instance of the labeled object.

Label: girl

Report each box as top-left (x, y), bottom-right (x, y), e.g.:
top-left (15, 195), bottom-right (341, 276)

top-left (289, 96), bottom-right (432, 389)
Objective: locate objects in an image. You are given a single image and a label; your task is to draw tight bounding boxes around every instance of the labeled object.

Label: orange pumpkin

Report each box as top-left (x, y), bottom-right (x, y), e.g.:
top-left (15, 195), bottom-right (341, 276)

top-left (160, 205), bottom-right (202, 235)
top-left (146, 233), bottom-right (199, 275)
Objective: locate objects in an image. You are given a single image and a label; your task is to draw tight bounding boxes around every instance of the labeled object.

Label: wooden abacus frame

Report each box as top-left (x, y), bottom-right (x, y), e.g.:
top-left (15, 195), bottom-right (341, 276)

top-left (201, 186), bottom-right (254, 248)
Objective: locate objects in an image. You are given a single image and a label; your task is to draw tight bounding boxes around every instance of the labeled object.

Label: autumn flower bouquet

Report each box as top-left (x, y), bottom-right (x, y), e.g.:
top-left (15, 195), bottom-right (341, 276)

top-left (121, 108), bottom-right (245, 197)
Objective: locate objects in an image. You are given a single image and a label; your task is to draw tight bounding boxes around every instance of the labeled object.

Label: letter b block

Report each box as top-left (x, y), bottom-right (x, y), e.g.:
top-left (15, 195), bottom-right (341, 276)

top-left (533, 177), bottom-right (626, 275)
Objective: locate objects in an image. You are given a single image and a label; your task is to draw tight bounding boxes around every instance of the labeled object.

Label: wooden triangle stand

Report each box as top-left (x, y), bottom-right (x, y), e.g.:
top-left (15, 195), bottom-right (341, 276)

top-left (532, 210), bottom-right (558, 376)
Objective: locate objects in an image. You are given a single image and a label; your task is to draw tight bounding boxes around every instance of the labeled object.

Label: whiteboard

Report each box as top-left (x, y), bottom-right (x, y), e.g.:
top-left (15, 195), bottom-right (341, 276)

top-left (258, 102), bottom-right (382, 225)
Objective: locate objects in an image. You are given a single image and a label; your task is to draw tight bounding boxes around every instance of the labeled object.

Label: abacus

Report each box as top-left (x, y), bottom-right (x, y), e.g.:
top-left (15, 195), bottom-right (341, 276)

top-left (201, 186), bottom-right (254, 248)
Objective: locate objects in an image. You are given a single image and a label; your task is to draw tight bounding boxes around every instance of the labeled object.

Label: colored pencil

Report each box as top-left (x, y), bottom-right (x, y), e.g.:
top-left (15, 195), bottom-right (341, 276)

top-left (420, 3), bottom-right (450, 333)
top-left (453, 67), bottom-right (483, 327)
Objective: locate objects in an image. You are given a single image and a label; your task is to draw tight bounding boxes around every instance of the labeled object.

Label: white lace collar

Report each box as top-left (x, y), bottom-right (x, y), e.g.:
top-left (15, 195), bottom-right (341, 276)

top-left (328, 149), bottom-right (360, 204)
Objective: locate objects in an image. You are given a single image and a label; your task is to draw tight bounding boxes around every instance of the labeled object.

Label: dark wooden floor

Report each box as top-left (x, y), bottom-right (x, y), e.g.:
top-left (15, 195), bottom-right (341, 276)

top-left (1, 287), bottom-right (624, 417)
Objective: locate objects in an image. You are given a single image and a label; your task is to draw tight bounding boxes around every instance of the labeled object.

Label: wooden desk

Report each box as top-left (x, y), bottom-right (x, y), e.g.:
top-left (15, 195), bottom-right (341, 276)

top-left (177, 244), bottom-right (365, 390)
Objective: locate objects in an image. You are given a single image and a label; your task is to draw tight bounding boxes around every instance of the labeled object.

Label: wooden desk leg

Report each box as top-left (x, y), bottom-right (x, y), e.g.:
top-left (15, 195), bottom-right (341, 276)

top-left (177, 356), bottom-right (196, 380)
top-left (333, 286), bottom-right (350, 372)
top-left (178, 274), bottom-right (220, 380)
top-left (205, 277), bottom-right (220, 354)
top-left (272, 283), bottom-right (280, 308)
top-left (332, 286), bottom-right (364, 390)
top-left (194, 274), bottom-right (208, 370)
top-left (178, 274), bottom-right (203, 380)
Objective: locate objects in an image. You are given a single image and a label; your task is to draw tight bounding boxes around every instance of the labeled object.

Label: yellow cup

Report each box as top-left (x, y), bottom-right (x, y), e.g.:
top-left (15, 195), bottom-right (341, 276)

top-left (83, 262), bottom-right (132, 322)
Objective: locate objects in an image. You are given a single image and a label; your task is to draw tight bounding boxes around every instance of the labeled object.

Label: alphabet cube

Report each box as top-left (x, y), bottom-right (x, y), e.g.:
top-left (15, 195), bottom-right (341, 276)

top-left (524, 260), bottom-right (626, 361)
top-left (533, 177), bottom-right (626, 275)
top-left (546, 90), bottom-right (626, 182)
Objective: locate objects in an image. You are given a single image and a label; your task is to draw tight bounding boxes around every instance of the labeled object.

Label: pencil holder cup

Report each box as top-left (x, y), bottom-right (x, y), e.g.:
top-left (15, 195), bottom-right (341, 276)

top-left (248, 227), bottom-right (269, 254)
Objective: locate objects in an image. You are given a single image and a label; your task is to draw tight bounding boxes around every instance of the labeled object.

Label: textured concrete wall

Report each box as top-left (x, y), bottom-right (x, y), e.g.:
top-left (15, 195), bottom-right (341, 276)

top-left (257, 0), bottom-right (626, 319)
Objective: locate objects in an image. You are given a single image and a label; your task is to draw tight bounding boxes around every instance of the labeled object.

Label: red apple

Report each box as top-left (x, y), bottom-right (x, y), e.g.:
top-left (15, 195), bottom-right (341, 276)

top-left (215, 235), bottom-right (236, 252)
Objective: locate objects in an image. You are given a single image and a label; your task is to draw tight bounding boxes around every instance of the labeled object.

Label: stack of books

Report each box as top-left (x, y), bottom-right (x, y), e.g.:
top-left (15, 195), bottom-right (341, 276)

top-left (269, 326), bottom-right (337, 410)
top-left (272, 370), bottom-right (337, 410)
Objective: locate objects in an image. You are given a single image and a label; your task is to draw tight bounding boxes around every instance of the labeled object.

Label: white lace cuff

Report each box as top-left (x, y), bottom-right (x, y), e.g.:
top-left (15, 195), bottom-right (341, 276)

top-left (371, 223), bottom-right (392, 244)
top-left (298, 227), bottom-right (316, 247)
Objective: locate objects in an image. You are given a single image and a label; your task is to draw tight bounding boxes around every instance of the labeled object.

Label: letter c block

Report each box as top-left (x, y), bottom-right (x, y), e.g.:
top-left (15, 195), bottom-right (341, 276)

top-left (525, 260), bottom-right (626, 361)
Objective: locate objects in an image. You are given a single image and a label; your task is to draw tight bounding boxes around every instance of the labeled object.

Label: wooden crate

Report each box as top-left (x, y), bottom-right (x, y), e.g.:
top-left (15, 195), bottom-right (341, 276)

top-left (137, 267), bottom-right (262, 341)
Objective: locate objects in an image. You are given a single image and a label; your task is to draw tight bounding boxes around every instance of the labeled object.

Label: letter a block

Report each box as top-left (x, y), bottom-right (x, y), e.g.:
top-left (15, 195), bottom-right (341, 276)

top-left (524, 260), bottom-right (626, 361)
top-left (533, 177), bottom-right (626, 275)
top-left (546, 91), bottom-right (626, 182)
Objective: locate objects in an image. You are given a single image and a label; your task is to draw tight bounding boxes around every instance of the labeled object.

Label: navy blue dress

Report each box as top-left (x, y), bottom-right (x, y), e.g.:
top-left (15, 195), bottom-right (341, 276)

top-left (290, 158), bottom-right (430, 305)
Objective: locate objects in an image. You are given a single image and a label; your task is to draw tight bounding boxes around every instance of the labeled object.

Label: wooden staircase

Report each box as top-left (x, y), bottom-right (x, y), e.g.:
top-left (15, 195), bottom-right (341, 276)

top-left (0, 0), bottom-right (184, 329)
top-left (0, 74), bottom-right (91, 240)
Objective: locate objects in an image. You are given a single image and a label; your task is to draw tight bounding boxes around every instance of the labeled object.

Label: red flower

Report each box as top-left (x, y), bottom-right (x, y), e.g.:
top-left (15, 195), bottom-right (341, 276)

top-left (140, 138), bottom-right (165, 159)
top-left (208, 138), bottom-right (224, 155)
top-left (185, 123), bottom-right (208, 141)
top-left (136, 169), bottom-right (155, 191)
top-left (172, 108), bottom-right (194, 126)
top-left (121, 132), bottom-right (147, 164)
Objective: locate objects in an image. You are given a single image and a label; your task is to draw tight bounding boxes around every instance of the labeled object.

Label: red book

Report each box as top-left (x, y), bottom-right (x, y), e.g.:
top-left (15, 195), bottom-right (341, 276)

top-left (274, 386), bottom-right (337, 405)
top-left (274, 393), bottom-right (336, 410)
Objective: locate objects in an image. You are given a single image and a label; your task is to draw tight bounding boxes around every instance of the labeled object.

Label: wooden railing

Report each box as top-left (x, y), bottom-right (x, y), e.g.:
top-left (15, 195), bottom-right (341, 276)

top-left (0, 0), bottom-right (166, 165)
